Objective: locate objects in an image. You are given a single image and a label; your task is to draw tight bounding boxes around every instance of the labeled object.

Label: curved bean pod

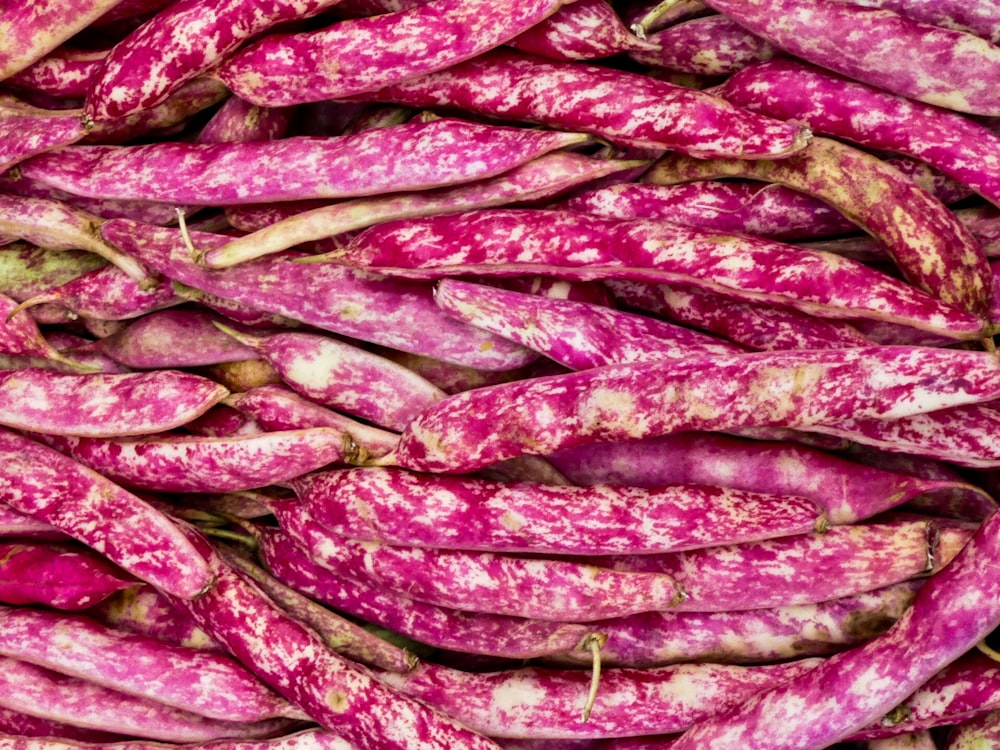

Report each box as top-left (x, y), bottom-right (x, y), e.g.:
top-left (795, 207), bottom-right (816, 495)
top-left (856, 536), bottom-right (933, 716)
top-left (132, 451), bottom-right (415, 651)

top-left (509, 0), bottom-right (658, 60)
top-left (632, 14), bottom-right (779, 75)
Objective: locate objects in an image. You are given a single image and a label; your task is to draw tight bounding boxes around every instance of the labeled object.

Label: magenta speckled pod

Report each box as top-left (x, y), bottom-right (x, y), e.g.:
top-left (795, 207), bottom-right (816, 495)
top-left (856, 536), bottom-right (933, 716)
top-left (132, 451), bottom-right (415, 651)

top-left (632, 15), bottom-right (779, 75)
top-left (0, 99), bottom-right (87, 173)
top-left (7, 47), bottom-right (107, 99)
top-left (509, 0), bottom-right (658, 60)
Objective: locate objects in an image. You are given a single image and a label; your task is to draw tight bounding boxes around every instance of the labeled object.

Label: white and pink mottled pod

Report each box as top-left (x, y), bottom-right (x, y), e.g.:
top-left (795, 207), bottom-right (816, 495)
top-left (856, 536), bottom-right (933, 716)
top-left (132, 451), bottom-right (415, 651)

top-left (632, 14), bottom-right (779, 75)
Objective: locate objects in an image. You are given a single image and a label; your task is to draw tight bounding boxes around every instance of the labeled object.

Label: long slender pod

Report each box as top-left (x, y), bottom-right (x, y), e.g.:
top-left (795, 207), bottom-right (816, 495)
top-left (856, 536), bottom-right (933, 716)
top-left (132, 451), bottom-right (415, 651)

top-left (718, 58), bottom-right (1000, 210)
top-left (167, 529), bottom-right (506, 750)
top-left (667, 506), bottom-right (1000, 749)
top-left (100, 219), bottom-right (538, 371)
top-left (386, 346), bottom-right (1000, 474)
top-left (85, 0), bottom-right (347, 120)
top-left (508, 0), bottom-right (657, 60)
top-left (87, 586), bottom-right (223, 652)
top-left (701, 0), bottom-right (1000, 115)
top-left (7, 47), bottom-right (108, 99)
top-left (644, 137), bottom-right (993, 317)
top-left (347, 48), bottom-right (810, 157)
top-left (20, 118), bottom-right (590, 205)
top-left (0, 99), bottom-right (88, 173)
top-left (0, 728), bottom-right (359, 749)
top-left (828, 0), bottom-right (1000, 45)
top-left (217, 0), bottom-right (570, 106)
top-left (632, 15), bottom-right (779, 75)
top-left (0, 429), bottom-right (214, 599)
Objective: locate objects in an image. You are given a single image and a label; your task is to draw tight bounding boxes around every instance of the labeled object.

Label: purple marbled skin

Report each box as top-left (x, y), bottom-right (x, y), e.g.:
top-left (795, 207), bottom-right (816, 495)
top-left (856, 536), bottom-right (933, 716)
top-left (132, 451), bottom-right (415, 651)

top-left (0, 504), bottom-right (65, 539)
top-left (101, 220), bottom-right (538, 371)
top-left (509, 0), bottom-right (657, 60)
top-left (595, 521), bottom-right (936, 611)
top-left (546, 432), bottom-right (992, 525)
top-left (720, 59), bottom-right (1000, 209)
top-left (204, 152), bottom-right (643, 268)
top-left (98, 309), bottom-right (259, 369)
top-left (21, 118), bottom-right (589, 205)
top-left (197, 96), bottom-right (293, 145)
top-left (829, 0), bottom-right (1000, 45)
top-left (667, 506), bottom-right (1000, 749)
top-left (183, 406), bottom-right (263, 438)
top-left (704, 0), bottom-right (1000, 115)
top-left (0, 431), bottom-right (214, 599)
top-left (0, 656), bottom-right (297, 743)
top-left (257, 524), bottom-right (592, 659)
top-left (0, 706), bottom-right (130, 744)
top-left (7, 47), bottom-right (107, 99)
top-left (348, 48), bottom-right (809, 157)
top-left (0, 728), bottom-right (359, 750)
top-left (550, 581), bottom-right (921, 668)
top-left (218, 0), bottom-right (567, 106)
top-left (88, 585), bottom-right (223, 652)
top-left (0, 368), bottom-right (227, 436)
top-left (645, 138), bottom-right (994, 318)
top-left (85, 0), bottom-right (345, 121)
top-left (225, 329), bottom-right (446, 432)
top-left (946, 713), bottom-right (1000, 748)
top-left (0, 542), bottom-right (137, 610)
top-left (339, 209), bottom-right (987, 339)
top-left (224, 385), bottom-right (399, 460)
top-left (435, 278), bottom-right (742, 369)
top-left (379, 659), bottom-right (822, 739)
top-left (270, 501), bottom-right (684, 621)
top-left (0, 606), bottom-right (303, 722)
top-left (0, 100), bottom-right (87, 173)
top-left (35, 428), bottom-right (349, 493)
top-left (632, 15), bottom-right (778, 75)
top-left (605, 279), bottom-right (876, 351)
top-left (169, 537), bottom-right (506, 750)
top-left (293, 466), bottom-right (824, 554)
top-left (0, 1), bottom-right (127, 80)
top-left (388, 346), bottom-right (1000, 474)
top-left (0, 292), bottom-right (78, 366)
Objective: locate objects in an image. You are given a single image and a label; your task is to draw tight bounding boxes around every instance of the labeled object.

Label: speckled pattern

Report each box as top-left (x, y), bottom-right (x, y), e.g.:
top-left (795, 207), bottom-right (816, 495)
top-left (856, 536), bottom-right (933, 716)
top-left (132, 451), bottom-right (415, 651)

top-left (646, 138), bottom-right (994, 318)
top-left (0, 727), bottom-right (359, 749)
top-left (667, 506), bottom-right (1000, 749)
top-left (101, 219), bottom-right (538, 370)
top-left (6, 47), bottom-right (107, 99)
top-left (0, 102), bottom-right (86, 173)
top-left (389, 346), bottom-right (1000, 473)
top-left (703, 0), bottom-right (1000, 115)
top-left (377, 659), bottom-right (822, 739)
top-left (720, 59), bottom-right (1000, 209)
top-left (85, 0), bottom-right (345, 120)
top-left (196, 96), bottom-right (293, 145)
top-left (23, 263), bottom-right (179, 321)
top-left (510, 0), bottom-right (657, 60)
top-left (632, 15), bottom-right (779, 76)
top-left (23, 117), bottom-right (588, 206)
top-left (349, 48), bottom-right (811, 157)
top-left (830, 0), bottom-right (1000, 45)
top-left (217, 0), bottom-right (567, 106)
top-left (340, 209), bottom-right (987, 339)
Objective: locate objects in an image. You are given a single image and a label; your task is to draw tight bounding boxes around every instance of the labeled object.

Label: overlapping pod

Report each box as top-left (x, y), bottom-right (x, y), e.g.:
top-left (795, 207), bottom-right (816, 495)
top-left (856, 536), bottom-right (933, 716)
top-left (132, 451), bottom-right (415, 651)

top-left (645, 138), bottom-right (994, 318)
top-left (0, 99), bottom-right (88, 173)
top-left (632, 14), bottom-right (779, 75)
top-left (509, 0), bottom-right (658, 59)
top-left (7, 47), bottom-right (108, 99)
top-left (348, 48), bottom-right (811, 157)
top-left (217, 0), bottom-right (570, 106)
top-left (702, 0), bottom-right (1000, 115)
top-left (718, 58), bottom-right (1000, 210)
top-left (385, 346), bottom-right (1000, 474)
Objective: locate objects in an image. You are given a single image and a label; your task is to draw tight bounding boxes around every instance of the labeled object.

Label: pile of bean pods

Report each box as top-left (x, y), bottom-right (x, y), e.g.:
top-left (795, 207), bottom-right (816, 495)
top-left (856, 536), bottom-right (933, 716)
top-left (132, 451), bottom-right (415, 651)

top-left (2, 0), bottom-right (1000, 748)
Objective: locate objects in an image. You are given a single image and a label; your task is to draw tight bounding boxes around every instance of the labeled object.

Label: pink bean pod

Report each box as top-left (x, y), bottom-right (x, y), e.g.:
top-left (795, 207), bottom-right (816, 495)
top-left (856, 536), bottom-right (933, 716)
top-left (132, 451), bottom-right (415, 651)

top-left (269, 500), bottom-right (685, 621)
top-left (0, 542), bottom-right (138, 610)
top-left (0, 707), bottom-right (130, 744)
top-left (0, 657), bottom-right (299, 743)
top-left (596, 520), bottom-right (938, 611)
top-left (167, 531), bottom-right (506, 750)
top-left (508, 0), bottom-right (658, 60)
top-left (217, 0), bottom-right (570, 107)
top-left (0, 430), bottom-right (217, 599)
top-left (0, 368), bottom-right (227, 437)
top-left (828, 0), bottom-right (1000, 45)
top-left (203, 152), bottom-right (646, 268)
top-left (6, 47), bottom-right (108, 99)
top-left (0, 606), bottom-right (305, 722)
top-left (645, 137), bottom-right (993, 318)
top-left (379, 658), bottom-right (823, 739)
top-left (0, 292), bottom-right (92, 371)
top-left (218, 327), bottom-right (446, 432)
top-left (605, 279), bottom-right (876, 351)
top-left (169, 284), bottom-right (304, 331)
top-left (631, 14), bottom-right (779, 75)
top-left (703, 0), bottom-right (1000, 115)
top-left (101, 220), bottom-right (539, 371)
top-left (335, 208), bottom-right (988, 339)
top-left (87, 585), bottom-right (224, 652)
top-left (21, 117), bottom-right (590, 206)
top-left (256, 522), bottom-right (593, 660)
top-left (624, 0), bottom-right (712, 35)
top-left (666, 504), bottom-right (1000, 749)
top-left (97, 309), bottom-right (260, 369)
top-left (0, 98), bottom-right (88, 173)
top-left (719, 58), bottom-right (1000, 210)
top-left (33, 428), bottom-right (352, 493)
top-left (183, 406), bottom-right (263, 439)
top-left (546, 432), bottom-right (992, 525)
top-left (223, 385), bottom-right (399, 461)
top-left (348, 48), bottom-right (811, 157)
top-left (292, 466), bottom-right (825, 554)
top-left (550, 580), bottom-right (921, 668)
top-left (945, 713), bottom-right (1000, 748)
top-left (85, 0), bottom-right (347, 121)
top-left (435, 278), bottom-right (742, 369)
top-left (370, 347), bottom-right (547, 395)
top-left (0, 728), bottom-right (359, 750)
top-left (196, 96), bottom-right (293, 145)
top-left (0, 1), bottom-right (128, 80)
top-left (0, 243), bottom-right (105, 303)
top-left (385, 345), bottom-right (1000, 474)
top-left (0, 504), bottom-right (65, 540)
